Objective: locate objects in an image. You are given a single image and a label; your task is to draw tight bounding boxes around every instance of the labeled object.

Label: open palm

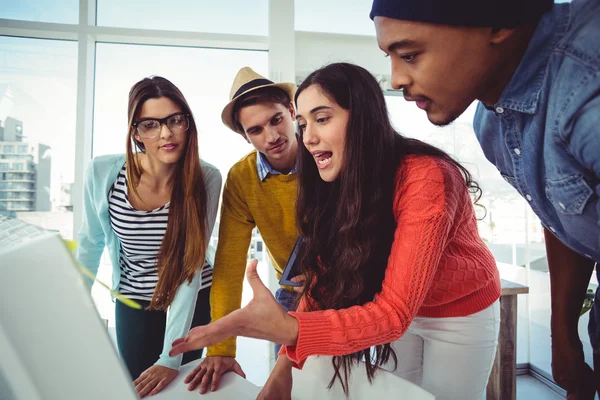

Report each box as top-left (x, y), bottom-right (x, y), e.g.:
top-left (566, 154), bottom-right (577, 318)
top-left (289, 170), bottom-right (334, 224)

top-left (170, 260), bottom-right (299, 357)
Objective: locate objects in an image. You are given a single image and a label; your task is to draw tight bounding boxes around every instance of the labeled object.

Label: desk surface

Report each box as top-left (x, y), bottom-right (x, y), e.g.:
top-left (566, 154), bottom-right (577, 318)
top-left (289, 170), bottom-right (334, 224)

top-left (501, 279), bottom-right (529, 296)
top-left (151, 359), bottom-right (260, 400)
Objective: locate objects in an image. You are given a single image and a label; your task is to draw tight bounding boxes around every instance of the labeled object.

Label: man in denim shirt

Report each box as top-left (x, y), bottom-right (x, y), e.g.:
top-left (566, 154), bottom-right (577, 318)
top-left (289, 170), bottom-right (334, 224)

top-left (371, 0), bottom-right (599, 397)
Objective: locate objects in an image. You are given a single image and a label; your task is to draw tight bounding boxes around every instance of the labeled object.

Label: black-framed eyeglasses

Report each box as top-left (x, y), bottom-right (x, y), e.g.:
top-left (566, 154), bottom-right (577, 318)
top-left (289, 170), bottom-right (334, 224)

top-left (133, 112), bottom-right (190, 138)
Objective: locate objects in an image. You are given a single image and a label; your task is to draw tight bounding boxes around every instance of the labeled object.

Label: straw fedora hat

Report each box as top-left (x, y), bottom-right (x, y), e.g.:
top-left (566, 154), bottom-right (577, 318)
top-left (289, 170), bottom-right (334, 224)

top-left (221, 67), bottom-right (297, 133)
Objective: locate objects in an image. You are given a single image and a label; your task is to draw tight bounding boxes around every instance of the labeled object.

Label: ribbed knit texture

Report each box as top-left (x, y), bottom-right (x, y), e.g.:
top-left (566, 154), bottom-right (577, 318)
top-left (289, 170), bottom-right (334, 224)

top-left (280, 155), bottom-right (501, 367)
top-left (207, 151), bottom-right (298, 357)
top-left (370, 0), bottom-right (553, 28)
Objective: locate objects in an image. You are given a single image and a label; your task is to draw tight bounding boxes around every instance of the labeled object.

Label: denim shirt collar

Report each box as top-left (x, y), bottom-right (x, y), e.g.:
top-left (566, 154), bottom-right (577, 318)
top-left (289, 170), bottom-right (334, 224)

top-left (256, 150), bottom-right (297, 181)
top-left (488, 4), bottom-right (571, 114)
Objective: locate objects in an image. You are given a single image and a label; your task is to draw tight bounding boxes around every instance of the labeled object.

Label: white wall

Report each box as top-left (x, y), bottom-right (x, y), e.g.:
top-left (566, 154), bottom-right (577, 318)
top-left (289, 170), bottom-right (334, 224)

top-left (295, 31), bottom-right (392, 83)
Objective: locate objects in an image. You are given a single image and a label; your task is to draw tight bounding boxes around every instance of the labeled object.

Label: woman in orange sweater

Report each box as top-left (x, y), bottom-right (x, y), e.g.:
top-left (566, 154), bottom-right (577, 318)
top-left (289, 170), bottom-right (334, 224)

top-left (171, 63), bottom-right (501, 400)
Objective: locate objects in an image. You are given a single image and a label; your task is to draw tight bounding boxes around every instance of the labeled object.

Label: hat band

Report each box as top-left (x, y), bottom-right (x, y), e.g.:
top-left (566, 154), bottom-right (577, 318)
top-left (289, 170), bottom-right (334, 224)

top-left (232, 78), bottom-right (274, 99)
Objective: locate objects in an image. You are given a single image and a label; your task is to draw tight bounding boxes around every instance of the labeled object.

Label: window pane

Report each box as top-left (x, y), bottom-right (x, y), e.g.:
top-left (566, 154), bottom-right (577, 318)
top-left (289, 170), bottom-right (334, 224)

top-left (0, 36), bottom-right (77, 239)
top-left (0, 0), bottom-right (79, 24)
top-left (96, 0), bottom-right (268, 35)
top-left (295, 0), bottom-right (375, 35)
top-left (93, 43), bottom-right (267, 172)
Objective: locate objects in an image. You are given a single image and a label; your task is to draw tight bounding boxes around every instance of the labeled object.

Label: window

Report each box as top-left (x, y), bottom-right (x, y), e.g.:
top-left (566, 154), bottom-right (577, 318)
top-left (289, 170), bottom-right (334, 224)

top-left (8, 191), bottom-right (32, 200)
top-left (295, 0), bottom-right (375, 35)
top-left (6, 200), bottom-right (30, 210)
top-left (0, 181), bottom-right (33, 190)
top-left (1, 154), bottom-right (30, 160)
top-left (5, 173), bottom-right (30, 180)
top-left (4, 1), bottom-right (282, 388)
top-left (0, 36), bottom-right (77, 238)
top-left (96, 0), bottom-right (268, 36)
top-left (93, 43), bottom-right (266, 177)
top-left (0, 0), bottom-right (79, 24)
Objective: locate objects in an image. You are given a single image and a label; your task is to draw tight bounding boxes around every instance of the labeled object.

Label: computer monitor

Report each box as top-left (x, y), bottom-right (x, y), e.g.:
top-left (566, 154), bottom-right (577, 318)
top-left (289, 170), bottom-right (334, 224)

top-left (0, 228), bottom-right (138, 400)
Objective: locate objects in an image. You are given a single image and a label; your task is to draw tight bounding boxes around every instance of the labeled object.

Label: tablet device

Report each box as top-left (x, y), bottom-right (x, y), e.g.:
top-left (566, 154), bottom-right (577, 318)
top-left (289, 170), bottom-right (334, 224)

top-left (278, 236), bottom-right (303, 287)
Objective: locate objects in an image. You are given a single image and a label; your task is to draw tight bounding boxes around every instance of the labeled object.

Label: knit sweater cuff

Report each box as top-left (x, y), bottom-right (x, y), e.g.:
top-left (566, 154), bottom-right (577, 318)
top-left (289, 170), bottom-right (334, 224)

top-left (284, 311), bottom-right (333, 366)
top-left (206, 340), bottom-right (236, 358)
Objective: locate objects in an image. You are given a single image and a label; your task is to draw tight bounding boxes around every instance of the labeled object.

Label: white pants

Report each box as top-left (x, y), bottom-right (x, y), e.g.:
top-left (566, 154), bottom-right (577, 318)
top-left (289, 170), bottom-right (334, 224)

top-left (382, 300), bottom-right (500, 400)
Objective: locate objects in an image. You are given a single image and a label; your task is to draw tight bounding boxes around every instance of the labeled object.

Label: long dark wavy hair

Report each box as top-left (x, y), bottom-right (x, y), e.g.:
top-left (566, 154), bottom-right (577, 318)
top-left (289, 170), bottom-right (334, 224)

top-left (295, 63), bottom-right (481, 394)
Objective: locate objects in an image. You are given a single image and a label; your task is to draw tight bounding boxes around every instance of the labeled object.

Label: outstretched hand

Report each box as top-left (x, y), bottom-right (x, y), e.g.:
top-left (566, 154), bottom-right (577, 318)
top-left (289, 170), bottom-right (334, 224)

top-left (170, 260), bottom-right (299, 357)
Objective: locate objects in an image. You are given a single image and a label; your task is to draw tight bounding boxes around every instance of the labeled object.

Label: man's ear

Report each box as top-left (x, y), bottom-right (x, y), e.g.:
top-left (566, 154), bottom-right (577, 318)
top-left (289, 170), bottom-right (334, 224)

top-left (490, 27), bottom-right (517, 45)
top-left (288, 104), bottom-right (296, 120)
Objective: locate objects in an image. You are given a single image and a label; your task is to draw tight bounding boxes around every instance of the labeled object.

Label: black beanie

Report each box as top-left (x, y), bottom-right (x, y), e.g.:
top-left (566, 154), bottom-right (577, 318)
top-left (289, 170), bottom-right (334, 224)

top-left (370, 0), bottom-right (554, 28)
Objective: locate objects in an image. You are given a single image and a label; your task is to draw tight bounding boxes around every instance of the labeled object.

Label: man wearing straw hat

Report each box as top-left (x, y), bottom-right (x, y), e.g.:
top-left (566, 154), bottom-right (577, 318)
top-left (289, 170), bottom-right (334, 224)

top-left (182, 67), bottom-right (300, 394)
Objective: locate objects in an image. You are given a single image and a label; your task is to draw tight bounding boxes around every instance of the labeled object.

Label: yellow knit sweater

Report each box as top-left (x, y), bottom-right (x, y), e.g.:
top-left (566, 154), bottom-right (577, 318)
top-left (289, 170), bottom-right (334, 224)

top-left (207, 151), bottom-right (298, 357)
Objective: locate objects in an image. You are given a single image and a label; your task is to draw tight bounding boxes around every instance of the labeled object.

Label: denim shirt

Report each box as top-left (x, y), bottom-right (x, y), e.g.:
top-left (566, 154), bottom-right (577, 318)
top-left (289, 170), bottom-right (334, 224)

top-left (473, 0), bottom-right (600, 263)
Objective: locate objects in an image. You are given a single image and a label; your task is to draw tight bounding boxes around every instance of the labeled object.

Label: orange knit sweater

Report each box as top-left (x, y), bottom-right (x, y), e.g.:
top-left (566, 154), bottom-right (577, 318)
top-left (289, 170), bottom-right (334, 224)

top-left (280, 155), bottom-right (501, 367)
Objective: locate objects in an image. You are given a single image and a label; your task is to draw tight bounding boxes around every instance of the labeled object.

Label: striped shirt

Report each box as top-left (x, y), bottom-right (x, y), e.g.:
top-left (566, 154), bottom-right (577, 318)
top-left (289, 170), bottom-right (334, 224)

top-left (108, 165), bottom-right (212, 301)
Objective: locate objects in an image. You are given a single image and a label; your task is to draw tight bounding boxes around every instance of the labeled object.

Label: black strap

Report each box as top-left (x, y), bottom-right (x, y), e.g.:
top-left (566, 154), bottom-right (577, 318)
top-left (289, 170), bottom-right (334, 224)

top-left (233, 78), bottom-right (274, 99)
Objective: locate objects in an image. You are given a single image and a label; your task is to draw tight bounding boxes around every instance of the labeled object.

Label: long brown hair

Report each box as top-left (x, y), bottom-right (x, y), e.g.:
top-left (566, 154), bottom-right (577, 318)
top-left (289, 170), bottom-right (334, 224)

top-left (295, 63), bottom-right (481, 394)
top-left (126, 76), bottom-right (208, 310)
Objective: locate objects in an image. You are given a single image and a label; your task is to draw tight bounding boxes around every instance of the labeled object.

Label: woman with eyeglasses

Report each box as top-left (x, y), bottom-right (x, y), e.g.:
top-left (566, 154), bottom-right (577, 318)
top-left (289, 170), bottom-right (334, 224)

top-left (77, 76), bottom-right (221, 398)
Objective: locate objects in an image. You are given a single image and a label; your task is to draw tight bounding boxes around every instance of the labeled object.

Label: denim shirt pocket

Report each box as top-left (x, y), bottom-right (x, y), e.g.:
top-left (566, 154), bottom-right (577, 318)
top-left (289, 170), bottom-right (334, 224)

top-left (545, 174), bottom-right (594, 215)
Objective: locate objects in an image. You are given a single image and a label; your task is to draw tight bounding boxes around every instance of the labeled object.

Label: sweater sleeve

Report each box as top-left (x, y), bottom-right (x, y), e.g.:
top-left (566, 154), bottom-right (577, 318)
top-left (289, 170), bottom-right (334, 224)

top-left (279, 158), bottom-right (462, 367)
top-left (278, 295), bottom-right (309, 368)
top-left (206, 169), bottom-right (256, 357)
top-left (75, 158), bottom-right (106, 286)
